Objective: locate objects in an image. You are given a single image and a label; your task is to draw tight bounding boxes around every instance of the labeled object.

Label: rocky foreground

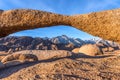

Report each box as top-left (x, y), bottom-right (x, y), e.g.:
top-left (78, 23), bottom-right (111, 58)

top-left (0, 36), bottom-right (120, 80)
top-left (0, 50), bottom-right (120, 80)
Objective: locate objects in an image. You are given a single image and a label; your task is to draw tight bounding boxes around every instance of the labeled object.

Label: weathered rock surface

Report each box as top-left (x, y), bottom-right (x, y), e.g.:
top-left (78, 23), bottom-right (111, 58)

top-left (1, 53), bottom-right (38, 63)
top-left (0, 36), bottom-right (119, 53)
top-left (0, 50), bottom-right (73, 70)
top-left (72, 48), bottom-right (80, 53)
top-left (1, 53), bottom-right (120, 80)
top-left (0, 9), bottom-right (120, 43)
top-left (0, 53), bottom-right (38, 70)
top-left (0, 9), bottom-right (70, 37)
top-left (79, 44), bottom-right (103, 56)
top-left (0, 36), bottom-right (84, 52)
top-left (70, 9), bottom-right (120, 43)
top-left (114, 50), bottom-right (120, 54)
top-left (13, 50), bottom-right (73, 60)
top-left (4, 60), bottom-right (24, 68)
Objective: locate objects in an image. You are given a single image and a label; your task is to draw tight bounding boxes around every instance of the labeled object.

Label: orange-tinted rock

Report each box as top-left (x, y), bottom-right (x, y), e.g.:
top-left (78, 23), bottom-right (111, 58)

top-left (13, 50), bottom-right (73, 60)
top-left (1, 53), bottom-right (38, 63)
top-left (0, 9), bottom-right (120, 43)
top-left (114, 50), bottom-right (120, 54)
top-left (108, 47), bottom-right (114, 52)
top-left (72, 48), bottom-right (80, 53)
top-left (101, 47), bottom-right (114, 52)
top-left (79, 44), bottom-right (103, 56)
top-left (102, 48), bottom-right (109, 52)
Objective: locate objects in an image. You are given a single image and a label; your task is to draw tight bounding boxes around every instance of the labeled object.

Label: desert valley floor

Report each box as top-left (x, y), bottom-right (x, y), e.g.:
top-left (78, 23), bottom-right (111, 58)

top-left (0, 51), bottom-right (120, 80)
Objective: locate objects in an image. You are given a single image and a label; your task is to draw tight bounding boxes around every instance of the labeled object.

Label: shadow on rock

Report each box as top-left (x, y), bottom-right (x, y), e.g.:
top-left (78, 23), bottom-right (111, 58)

top-left (0, 53), bottom-right (113, 79)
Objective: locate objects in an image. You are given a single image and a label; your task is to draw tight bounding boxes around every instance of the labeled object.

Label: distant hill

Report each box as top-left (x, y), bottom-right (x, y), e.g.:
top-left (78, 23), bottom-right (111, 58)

top-left (0, 35), bottom-right (119, 52)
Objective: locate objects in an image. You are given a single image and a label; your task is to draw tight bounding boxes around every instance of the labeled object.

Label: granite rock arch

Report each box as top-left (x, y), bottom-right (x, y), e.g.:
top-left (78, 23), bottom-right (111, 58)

top-left (0, 9), bottom-right (120, 43)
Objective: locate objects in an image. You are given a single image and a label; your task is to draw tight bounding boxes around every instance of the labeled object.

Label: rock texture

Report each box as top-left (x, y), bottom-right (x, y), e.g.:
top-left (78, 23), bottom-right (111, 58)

top-left (79, 44), bottom-right (103, 56)
top-left (13, 50), bottom-right (73, 61)
top-left (0, 53), bottom-right (38, 69)
top-left (1, 53), bottom-right (120, 80)
top-left (0, 36), bottom-right (119, 52)
top-left (72, 48), bottom-right (80, 53)
top-left (0, 36), bottom-right (84, 52)
top-left (0, 9), bottom-right (70, 37)
top-left (1, 53), bottom-right (38, 63)
top-left (0, 9), bottom-right (120, 43)
top-left (70, 9), bottom-right (120, 43)
top-left (0, 50), bottom-right (73, 70)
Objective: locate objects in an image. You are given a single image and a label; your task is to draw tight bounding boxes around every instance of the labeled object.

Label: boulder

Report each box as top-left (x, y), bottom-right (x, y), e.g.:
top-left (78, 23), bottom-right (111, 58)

top-left (72, 48), bottom-right (80, 53)
top-left (0, 53), bottom-right (38, 70)
top-left (13, 50), bottom-right (73, 60)
top-left (79, 44), bottom-right (103, 56)
top-left (102, 47), bottom-right (114, 52)
top-left (19, 54), bottom-right (38, 62)
top-left (1, 54), bottom-right (20, 63)
top-left (114, 50), bottom-right (120, 54)
top-left (108, 47), bottom-right (114, 52)
top-left (102, 47), bottom-right (108, 52)
top-left (1, 53), bottom-right (38, 63)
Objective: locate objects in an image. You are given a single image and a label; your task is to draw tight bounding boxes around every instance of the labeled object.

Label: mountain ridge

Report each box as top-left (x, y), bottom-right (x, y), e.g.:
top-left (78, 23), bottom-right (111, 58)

top-left (0, 35), bottom-right (119, 52)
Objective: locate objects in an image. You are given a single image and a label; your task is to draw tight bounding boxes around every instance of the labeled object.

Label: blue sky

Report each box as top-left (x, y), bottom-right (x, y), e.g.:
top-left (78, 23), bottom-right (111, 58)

top-left (0, 0), bottom-right (120, 40)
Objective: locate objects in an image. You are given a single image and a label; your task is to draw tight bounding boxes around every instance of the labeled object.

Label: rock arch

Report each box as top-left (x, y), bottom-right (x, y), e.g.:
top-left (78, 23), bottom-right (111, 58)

top-left (0, 9), bottom-right (120, 43)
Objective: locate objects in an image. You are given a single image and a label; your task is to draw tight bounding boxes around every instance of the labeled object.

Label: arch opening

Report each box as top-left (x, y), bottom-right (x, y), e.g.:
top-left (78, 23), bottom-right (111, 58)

top-left (9, 26), bottom-right (98, 40)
